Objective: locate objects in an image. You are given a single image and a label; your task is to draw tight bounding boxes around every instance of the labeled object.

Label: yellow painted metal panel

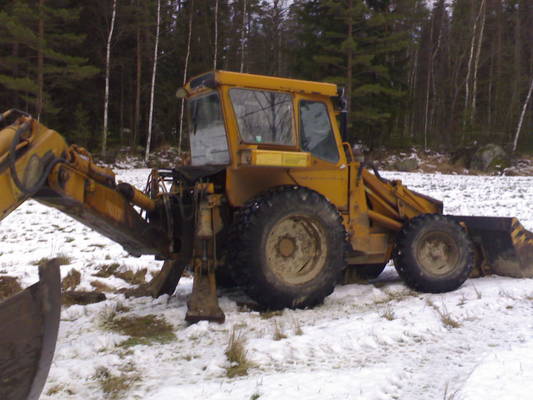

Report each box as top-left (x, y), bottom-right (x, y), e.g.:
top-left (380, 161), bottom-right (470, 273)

top-left (216, 71), bottom-right (338, 96)
top-left (251, 150), bottom-right (310, 168)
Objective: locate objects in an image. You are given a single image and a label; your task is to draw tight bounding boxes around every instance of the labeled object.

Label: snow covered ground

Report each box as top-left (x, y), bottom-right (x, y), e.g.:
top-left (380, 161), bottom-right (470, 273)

top-left (1, 170), bottom-right (532, 400)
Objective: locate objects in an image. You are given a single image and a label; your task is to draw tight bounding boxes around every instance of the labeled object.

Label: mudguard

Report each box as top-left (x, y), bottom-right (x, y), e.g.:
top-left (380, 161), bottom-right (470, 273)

top-left (0, 260), bottom-right (61, 400)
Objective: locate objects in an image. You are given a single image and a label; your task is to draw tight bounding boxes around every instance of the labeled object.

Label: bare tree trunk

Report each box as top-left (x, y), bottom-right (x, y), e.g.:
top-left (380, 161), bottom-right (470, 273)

top-left (213, 0), bottom-right (218, 70)
top-left (133, 0), bottom-right (142, 147)
top-left (512, 76), bottom-right (533, 152)
top-left (347, 0), bottom-right (353, 124)
top-left (471, 0), bottom-right (486, 123)
top-left (102, 0), bottom-right (117, 157)
top-left (464, 0), bottom-right (484, 130)
top-left (178, 0), bottom-right (194, 154)
top-left (119, 66), bottom-right (124, 144)
top-left (37, 0), bottom-right (45, 120)
top-left (240, 0), bottom-right (247, 73)
top-left (145, 0), bottom-right (161, 162)
top-left (423, 14), bottom-right (434, 149)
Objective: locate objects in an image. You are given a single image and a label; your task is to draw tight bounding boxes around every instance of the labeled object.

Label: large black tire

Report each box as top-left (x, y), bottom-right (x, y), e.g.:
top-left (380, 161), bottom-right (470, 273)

top-left (228, 186), bottom-right (346, 310)
top-left (393, 214), bottom-right (474, 293)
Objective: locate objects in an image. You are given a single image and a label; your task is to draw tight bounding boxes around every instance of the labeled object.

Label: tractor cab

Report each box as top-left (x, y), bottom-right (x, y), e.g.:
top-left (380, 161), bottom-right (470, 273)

top-left (180, 70), bottom-right (347, 171)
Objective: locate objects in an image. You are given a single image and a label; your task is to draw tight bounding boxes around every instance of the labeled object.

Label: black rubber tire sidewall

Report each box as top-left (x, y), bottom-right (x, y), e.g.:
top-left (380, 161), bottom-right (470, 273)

top-left (393, 214), bottom-right (473, 293)
top-left (228, 186), bottom-right (346, 309)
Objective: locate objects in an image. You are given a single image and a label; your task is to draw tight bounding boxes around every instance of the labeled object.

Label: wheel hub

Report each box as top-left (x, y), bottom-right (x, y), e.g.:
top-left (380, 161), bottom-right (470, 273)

top-left (266, 215), bottom-right (327, 285)
top-left (277, 236), bottom-right (297, 258)
top-left (416, 231), bottom-right (460, 276)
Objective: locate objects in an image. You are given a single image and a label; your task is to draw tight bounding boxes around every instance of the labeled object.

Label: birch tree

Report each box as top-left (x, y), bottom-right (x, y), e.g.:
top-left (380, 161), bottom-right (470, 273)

top-left (240, 0), bottom-right (247, 72)
top-left (102, 0), bottom-right (117, 156)
top-left (213, 0), bottom-right (219, 70)
top-left (512, 76), bottom-right (533, 152)
top-left (145, 0), bottom-right (161, 162)
top-left (178, 0), bottom-right (194, 153)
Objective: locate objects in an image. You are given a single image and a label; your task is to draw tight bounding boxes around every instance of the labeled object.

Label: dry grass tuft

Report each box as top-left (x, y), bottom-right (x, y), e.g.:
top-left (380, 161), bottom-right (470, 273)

top-left (260, 310), bottom-right (283, 319)
top-left (225, 328), bottom-right (253, 378)
top-left (427, 299), bottom-right (461, 329)
top-left (273, 320), bottom-right (288, 341)
top-left (62, 291), bottom-right (106, 306)
top-left (93, 263), bottom-right (121, 278)
top-left (104, 313), bottom-right (175, 347)
top-left (381, 305), bottom-right (396, 321)
top-left (33, 255), bottom-right (72, 268)
top-left (61, 268), bottom-right (81, 291)
top-left (0, 276), bottom-right (22, 300)
top-left (90, 280), bottom-right (115, 293)
top-left (292, 318), bottom-right (303, 336)
top-left (93, 366), bottom-right (140, 400)
top-left (93, 264), bottom-right (147, 285)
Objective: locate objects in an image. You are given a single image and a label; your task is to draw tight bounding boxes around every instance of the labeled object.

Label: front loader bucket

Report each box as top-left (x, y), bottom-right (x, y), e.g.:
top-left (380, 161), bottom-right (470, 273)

top-left (452, 216), bottom-right (533, 278)
top-left (0, 261), bottom-right (61, 400)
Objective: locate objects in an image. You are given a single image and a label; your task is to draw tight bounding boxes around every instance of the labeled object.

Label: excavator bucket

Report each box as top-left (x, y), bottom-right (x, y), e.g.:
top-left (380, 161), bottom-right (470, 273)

top-left (0, 260), bottom-right (61, 400)
top-left (453, 216), bottom-right (533, 278)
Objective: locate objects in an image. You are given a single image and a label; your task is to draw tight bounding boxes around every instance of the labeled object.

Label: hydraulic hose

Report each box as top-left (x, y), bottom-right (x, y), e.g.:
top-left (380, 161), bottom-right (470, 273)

top-left (7, 119), bottom-right (64, 195)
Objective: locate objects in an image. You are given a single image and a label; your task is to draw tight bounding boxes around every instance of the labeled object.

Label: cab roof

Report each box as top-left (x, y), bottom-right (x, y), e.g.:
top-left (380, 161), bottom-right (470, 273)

top-left (185, 70), bottom-right (339, 97)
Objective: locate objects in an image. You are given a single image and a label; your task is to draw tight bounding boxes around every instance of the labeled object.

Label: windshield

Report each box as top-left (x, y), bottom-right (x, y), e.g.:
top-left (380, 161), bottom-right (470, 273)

top-left (187, 92), bottom-right (230, 166)
top-left (230, 88), bottom-right (294, 145)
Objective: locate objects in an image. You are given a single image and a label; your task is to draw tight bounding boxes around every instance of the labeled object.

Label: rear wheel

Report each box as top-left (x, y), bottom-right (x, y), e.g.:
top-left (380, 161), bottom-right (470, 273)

top-left (393, 214), bottom-right (473, 293)
top-left (229, 186), bottom-right (345, 309)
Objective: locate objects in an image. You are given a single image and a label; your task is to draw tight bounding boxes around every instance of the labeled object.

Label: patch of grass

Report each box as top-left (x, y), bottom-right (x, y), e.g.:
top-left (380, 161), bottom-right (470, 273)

top-left (260, 310), bottom-right (283, 319)
top-left (93, 263), bottom-right (121, 278)
top-left (381, 305), bottom-right (396, 321)
top-left (93, 264), bottom-right (147, 285)
top-left (250, 393), bottom-right (261, 400)
top-left (90, 280), bottom-right (115, 293)
top-left (61, 268), bottom-right (81, 291)
top-left (273, 321), bottom-right (287, 341)
top-left (93, 366), bottom-right (140, 400)
top-left (115, 269), bottom-right (147, 285)
top-left (0, 276), bottom-right (22, 300)
top-left (33, 255), bottom-right (72, 268)
top-left (62, 291), bottom-right (106, 306)
top-left (225, 328), bottom-right (253, 378)
top-left (46, 384), bottom-right (63, 395)
top-left (104, 313), bottom-right (176, 346)
top-left (472, 285), bottom-right (482, 299)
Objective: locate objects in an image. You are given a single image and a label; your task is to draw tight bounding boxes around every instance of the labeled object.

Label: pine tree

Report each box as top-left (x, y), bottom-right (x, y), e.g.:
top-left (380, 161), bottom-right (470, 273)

top-left (0, 0), bottom-right (98, 118)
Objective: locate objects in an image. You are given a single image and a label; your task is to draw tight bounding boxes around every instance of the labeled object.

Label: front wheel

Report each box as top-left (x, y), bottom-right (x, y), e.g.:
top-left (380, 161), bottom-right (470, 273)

top-left (228, 186), bottom-right (346, 309)
top-left (393, 214), bottom-right (473, 293)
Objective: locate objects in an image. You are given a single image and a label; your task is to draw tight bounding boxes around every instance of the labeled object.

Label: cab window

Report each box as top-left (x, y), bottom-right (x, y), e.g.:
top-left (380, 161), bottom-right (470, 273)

top-left (230, 88), bottom-right (294, 146)
top-left (300, 100), bottom-right (339, 163)
top-left (187, 92), bottom-right (230, 166)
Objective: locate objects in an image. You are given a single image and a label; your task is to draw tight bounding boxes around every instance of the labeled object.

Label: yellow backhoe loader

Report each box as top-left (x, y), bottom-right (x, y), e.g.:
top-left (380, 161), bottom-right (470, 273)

top-left (0, 71), bottom-right (532, 400)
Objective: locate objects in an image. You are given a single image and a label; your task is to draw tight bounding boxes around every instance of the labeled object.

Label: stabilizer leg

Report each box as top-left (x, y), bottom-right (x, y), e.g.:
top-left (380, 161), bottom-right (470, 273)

top-left (185, 240), bottom-right (225, 323)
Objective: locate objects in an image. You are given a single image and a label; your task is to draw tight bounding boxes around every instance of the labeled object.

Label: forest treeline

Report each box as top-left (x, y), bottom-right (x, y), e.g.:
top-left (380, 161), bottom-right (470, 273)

top-left (0, 0), bottom-right (531, 155)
